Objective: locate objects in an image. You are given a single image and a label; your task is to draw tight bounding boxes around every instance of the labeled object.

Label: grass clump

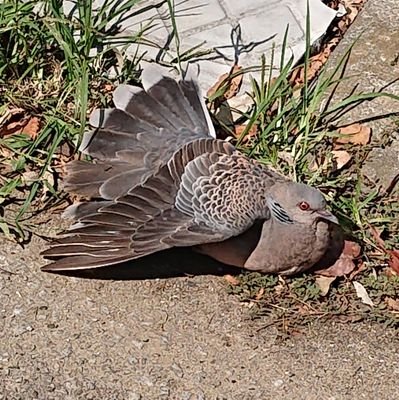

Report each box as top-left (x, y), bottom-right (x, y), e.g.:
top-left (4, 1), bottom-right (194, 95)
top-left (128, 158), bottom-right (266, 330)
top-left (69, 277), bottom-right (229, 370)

top-left (0, 0), bottom-right (150, 238)
top-left (209, 26), bottom-right (398, 258)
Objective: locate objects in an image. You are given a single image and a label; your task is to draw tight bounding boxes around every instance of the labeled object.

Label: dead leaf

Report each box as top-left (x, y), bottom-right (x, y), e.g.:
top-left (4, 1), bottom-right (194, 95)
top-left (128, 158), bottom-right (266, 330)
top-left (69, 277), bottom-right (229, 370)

top-left (331, 150), bottom-right (352, 170)
top-left (0, 119), bottom-right (28, 137)
top-left (234, 123), bottom-right (258, 142)
top-left (335, 123), bottom-right (371, 147)
top-left (315, 240), bottom-right (360, 277)
top-left (344, 240), bottom-right (361, 258)
top-left (224, 274), bottom-right (240, 286)
top-left (325, 0), bottom-right (340, 10)
top-left (353, 281), bottom-right (374, 307)
top-left (315, 276), bottom-right (336, 296)
top-left (0, 108), bottom-right (40, 139)
top-left (368, 225), bottom-right (386, 249)
top-left (385, 297), bottom-right (399, 312)
top-left (287, 0), bottom-right (363, 90)
top-left (289, 52), bottom-right (329, 88)
top-left (207, 65), bottom-right (243, 100)
top-left (315, 254), bottom-right (355, 277)
top-left (368, 225), bottom-right (399, 274)
top-left (104, 84), bottom-right (114, 92)
top-left (0, 107), bottom-right (24, 126)
top-left (22, 117), bottom-right (40, 139)
top-left (0, 107), bottom-right (27, 137)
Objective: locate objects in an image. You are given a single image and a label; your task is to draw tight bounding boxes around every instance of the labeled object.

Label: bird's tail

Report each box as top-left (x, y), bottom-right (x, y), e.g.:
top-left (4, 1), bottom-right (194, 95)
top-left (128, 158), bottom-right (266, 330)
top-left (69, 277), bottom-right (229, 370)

top-left (64, 64), bottom-right (215, 203)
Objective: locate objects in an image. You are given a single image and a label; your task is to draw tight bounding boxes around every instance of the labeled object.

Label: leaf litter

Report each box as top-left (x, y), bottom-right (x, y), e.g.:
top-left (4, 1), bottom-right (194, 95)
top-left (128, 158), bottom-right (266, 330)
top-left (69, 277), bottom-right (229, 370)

top-left (334, 123), bottom-right (372, 147)
top-left (353, 281), bottom-right (374, 307)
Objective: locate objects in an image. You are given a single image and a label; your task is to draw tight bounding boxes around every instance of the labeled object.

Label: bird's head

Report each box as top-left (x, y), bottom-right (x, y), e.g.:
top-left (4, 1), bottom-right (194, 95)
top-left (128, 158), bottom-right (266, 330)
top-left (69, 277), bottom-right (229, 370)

top-left (266, 182), bottom-right (339, 226)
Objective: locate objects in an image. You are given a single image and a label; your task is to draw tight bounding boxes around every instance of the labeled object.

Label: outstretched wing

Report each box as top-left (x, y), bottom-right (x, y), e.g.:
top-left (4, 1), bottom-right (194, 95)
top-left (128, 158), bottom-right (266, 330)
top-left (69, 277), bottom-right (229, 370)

top-left (42, 139), bottom-right (237, 271)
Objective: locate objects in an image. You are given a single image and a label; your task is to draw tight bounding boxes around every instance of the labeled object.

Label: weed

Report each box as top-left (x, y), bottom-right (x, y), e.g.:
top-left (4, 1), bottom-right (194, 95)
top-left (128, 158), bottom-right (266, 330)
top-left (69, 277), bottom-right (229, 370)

top-left (211, 23), bottom-right (399, 330)
top-left (227, 270), bottom-right (399, 333)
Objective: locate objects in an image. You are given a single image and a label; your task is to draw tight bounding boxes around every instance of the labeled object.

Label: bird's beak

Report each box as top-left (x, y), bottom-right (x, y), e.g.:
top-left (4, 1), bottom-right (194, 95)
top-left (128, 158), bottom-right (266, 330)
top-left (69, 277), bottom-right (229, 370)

top-left (315, 210), bottom-right (339, 225)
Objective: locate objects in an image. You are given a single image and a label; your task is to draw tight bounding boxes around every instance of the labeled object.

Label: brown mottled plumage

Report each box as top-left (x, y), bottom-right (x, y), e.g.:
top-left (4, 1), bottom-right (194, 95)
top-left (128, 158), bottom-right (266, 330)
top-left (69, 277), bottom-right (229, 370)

top-left (41, 65), bottom-right (342, 274)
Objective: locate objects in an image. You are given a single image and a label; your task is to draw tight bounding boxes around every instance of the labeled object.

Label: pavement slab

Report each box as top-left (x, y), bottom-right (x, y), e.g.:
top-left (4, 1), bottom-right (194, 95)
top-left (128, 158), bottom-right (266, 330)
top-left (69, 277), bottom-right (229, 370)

top-left (83, 0), bottom-right (338, 90)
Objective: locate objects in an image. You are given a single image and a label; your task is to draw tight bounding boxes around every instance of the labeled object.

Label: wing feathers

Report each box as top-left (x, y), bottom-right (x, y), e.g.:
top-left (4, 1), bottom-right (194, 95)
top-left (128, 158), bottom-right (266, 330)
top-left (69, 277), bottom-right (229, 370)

top-left (42, 72), bottom-right (238, 271)
top-left (113, 84), bottom-right (185, 131)
top-left (67, 66), bottom-right (221, 202)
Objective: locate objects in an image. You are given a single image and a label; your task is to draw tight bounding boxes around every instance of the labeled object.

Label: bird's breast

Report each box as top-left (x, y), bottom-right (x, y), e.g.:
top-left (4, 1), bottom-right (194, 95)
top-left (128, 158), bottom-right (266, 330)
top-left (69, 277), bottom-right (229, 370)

top-left (244, 220), bottom-right (331, 274)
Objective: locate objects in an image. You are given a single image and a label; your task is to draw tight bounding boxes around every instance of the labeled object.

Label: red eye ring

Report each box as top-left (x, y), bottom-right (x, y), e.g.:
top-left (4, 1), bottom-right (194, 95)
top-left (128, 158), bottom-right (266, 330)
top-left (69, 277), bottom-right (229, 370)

top-left (299, 201), bottom-right (310, 211)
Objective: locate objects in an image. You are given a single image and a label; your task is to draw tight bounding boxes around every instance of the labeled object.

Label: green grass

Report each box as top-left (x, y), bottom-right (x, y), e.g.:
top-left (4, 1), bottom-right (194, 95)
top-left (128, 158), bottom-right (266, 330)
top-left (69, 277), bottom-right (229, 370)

top-left (0, 0), bottom-right (152, 238)
top-left (0, 0), bottom-right (398, 329)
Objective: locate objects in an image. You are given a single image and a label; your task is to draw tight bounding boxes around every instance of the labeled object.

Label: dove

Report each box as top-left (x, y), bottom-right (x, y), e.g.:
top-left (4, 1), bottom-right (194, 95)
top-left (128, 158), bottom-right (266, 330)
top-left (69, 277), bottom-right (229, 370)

top-left (41, 65), bottom-right (341, 275)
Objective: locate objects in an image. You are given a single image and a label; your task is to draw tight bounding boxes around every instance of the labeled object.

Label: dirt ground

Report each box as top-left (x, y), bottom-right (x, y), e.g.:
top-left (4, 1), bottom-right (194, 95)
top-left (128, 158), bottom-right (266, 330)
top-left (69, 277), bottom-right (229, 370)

top-left (1, 1), bottom-right (399, 399)
top-left (1, 232), bottom-right (399, 400)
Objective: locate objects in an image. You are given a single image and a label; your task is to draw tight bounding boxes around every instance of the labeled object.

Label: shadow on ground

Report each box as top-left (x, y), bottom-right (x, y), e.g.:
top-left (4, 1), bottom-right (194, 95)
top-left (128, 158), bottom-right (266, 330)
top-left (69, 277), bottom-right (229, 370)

top-left (44, 248), bottom-right (241, 280)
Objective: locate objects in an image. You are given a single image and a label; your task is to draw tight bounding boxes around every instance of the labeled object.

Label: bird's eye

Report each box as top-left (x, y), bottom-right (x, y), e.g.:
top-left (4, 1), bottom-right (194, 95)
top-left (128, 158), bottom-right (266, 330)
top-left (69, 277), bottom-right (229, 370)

top-left (298, 201), bottom-right (310, 211)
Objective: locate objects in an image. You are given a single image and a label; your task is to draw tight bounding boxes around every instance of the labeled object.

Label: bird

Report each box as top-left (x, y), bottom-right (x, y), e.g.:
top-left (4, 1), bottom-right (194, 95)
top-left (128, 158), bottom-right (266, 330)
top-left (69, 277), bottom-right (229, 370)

top-left (41, 64), bottom-right (342, 275)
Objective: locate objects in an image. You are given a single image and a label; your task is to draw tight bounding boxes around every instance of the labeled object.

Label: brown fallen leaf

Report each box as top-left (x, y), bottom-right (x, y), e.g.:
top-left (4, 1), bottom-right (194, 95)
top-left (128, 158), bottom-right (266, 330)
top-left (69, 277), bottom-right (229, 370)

top-left (331, 150), bottom-right (352, 170)
top-left (288, 0), bottom-right (363, 90)
top-left (234, 123), bottom-right (258, 142)
top-left (315, 276), bottom-right (336, 296)
top-left (207, 65), bottom-right (243, 101)
top-left (325, 0), bottom-right (340, 10)
top-left (0, 108), bottom-right (26, 137)
top-left (334, 123), bottom-right (371, 147)
top-left (22, 116), bottom-right (40, 139)
top-left (315, 240), bottom-right (360, 277)
top-left (368, 225), bottom-right (386, 249)
top-left (104, 83), bottom-right (114, 92)
top-left (385, 297), bottom-right (399, 312)
top-left (224, 274), bottom-right (240, 286)
top-left (0, 108), bottom-right (40, 139)
top-left (289, 51), bottom-right (330, 88)
top-left (369, 225), bottom-right (399, 275)
top-left (0, 119), bottom-right (27, 137)
top-left (0, 107), bottom-right (24, 126)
